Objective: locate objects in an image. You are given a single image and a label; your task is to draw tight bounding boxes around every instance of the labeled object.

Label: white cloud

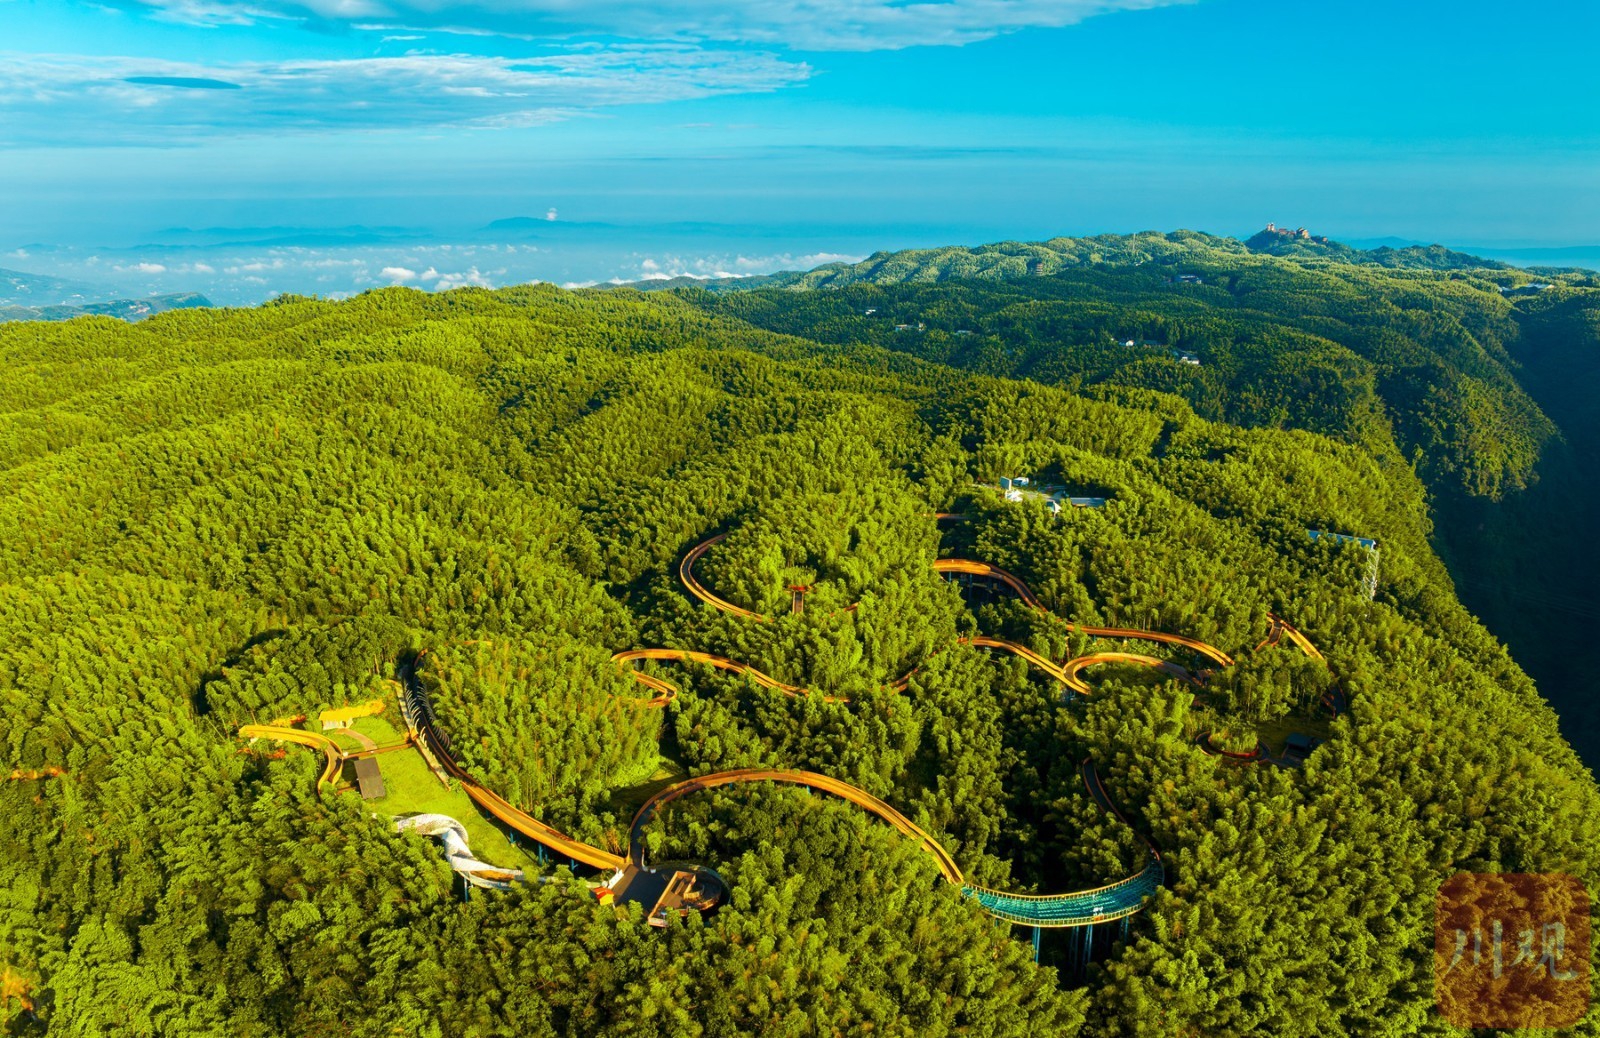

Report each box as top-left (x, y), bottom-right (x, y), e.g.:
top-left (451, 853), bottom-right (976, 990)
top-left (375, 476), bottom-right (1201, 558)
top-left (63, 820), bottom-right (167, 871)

top-left (629, 249), bottom-right (865, 280)
top-left (432, 266), bottom-right (493, 289)
top-left (114, 261), bottom-right (168, 273)
top-left (0, 46), bottom-right (811, 145)
top-left (545, 207), bottom-right (558, 221)
top-left (223, 258), bottom-right (286, 273)
top-left (100, 0), bottom-right (1192, 52)
top-left (381, 266), bottom-right (417, 281)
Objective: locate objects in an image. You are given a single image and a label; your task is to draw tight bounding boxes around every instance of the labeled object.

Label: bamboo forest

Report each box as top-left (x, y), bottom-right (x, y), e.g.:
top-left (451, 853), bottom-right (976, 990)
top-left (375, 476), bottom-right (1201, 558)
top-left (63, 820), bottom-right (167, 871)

top-left (3, 235), bottom-right (1599, 1036)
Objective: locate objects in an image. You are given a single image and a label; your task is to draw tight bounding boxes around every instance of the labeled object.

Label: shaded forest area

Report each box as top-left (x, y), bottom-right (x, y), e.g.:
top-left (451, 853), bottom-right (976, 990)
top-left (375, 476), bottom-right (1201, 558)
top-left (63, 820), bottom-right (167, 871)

top-left (1431, 290), bottom-right (1600, 762)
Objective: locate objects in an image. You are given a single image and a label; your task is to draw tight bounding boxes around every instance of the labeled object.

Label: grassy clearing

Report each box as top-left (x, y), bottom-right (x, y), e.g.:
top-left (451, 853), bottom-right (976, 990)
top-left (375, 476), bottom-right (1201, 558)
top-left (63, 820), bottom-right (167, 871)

top-left (352, 714), bottom-right (405, 744)
top-left (359, 747), bottom-right (543, 870)
top-left (340, 710), bottom-right (680, 871)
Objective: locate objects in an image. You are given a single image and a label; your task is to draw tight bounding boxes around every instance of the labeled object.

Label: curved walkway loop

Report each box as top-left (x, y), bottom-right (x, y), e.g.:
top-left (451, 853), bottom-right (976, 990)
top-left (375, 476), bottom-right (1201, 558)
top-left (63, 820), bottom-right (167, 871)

top-left (1060, 652), bottom-right (1201, 699)
top-left (960, 635), bottom-right (1075, 687)
top-left (397, 662), bottom-right (626, 872)
top-left (681, 533), bottom-right (867, 623)
top-left (932, 559), bottom-right (1236, 670)
top-left (622, 760), bottom-right (1162, 928)
top-left (256, 525), bottom-right (1334, 937)
top-left (612, 647), bottom-right (813, 700)
top-left (629, 769), bottom-right (963, 883)
top-left (966, 761), bottom-right (1164, 926)
top-left (612, 648), bottom-right (932, 704)
top-left (680, 534), bottom-right (770, 622)
top-left (239, 725), bottom-right (344, 789)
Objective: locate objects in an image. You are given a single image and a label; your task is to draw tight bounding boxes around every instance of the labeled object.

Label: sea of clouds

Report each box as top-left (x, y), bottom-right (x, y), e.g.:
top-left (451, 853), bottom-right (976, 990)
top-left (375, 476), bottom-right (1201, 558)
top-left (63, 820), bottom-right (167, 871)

top-left (2, 232), bottom-right (868, 306)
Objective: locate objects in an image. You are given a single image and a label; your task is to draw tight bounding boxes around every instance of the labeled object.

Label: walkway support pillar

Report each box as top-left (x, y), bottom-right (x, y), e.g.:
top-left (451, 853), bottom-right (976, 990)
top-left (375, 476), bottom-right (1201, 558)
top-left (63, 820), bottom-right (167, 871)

top-left (1032, 926), bottom-right (1042, 963)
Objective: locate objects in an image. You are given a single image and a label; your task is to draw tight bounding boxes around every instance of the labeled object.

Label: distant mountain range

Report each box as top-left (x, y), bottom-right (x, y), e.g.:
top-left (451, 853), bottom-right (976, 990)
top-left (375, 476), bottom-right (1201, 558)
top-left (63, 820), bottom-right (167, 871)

top-left (144, 225), bottom-right (421, 248)
top-left (1339, 237), bottom-right (1600, 271)
top-left (0, 291), bottom-right (212, 324)
top-left (1241, 226), bottom-right (1511, 270)
top-left (673, 229), bottom-right (1562, 292)
top-left (608, 272), bottom-right (800, 293)
top-left (1, 266), bottom-right (108, 306)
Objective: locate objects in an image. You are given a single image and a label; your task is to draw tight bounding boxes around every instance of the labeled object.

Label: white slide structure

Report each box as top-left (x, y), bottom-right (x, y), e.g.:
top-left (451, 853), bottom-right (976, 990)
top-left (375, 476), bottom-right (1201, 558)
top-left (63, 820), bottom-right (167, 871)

top-left (395, 814), bottom-right (526, 890)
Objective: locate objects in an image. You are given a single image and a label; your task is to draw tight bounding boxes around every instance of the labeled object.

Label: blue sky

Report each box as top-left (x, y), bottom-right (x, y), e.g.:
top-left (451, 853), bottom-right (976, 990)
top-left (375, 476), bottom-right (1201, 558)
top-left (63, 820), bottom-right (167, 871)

top-left (0, 0), bottom-right (1596, 296)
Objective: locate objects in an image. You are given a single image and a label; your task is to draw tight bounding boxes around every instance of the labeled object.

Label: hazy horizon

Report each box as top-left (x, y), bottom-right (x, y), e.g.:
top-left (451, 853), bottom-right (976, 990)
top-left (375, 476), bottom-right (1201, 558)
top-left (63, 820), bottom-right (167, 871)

top-left (3, 0), bottom-right (1596, 305)
top-left (6, 217), bottom-right (1599, 308)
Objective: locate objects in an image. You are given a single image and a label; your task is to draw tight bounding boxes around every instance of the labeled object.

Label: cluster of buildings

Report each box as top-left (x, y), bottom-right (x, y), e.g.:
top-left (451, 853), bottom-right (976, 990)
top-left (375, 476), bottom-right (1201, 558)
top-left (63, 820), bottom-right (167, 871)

top-left (1116, 336), bottom-right (1201, 366)
top-left (1258, 222), bottom-right (1331, 244)
top-left (997, 476), bottom-right (1108, 514)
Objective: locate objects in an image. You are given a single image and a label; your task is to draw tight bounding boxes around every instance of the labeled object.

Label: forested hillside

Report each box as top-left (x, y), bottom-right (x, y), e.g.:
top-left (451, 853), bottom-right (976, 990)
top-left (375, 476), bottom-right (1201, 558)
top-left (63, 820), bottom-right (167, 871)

top-left (677, 232), bottom-right (1600, 764)
top-left (1430, 288), bottom-right (1600, 761)
top-left (2, 283), bottom-right (1596, 1036)
top-left (688, 232), bottom-right (1596, 502)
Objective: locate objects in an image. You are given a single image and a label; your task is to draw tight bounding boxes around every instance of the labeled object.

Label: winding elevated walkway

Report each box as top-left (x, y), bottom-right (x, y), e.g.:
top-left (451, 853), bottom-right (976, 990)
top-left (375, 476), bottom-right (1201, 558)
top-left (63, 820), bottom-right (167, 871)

top-left (960, 636), bottom-right (1073, 686)
top-left (1059, 652), bottom-right (1201, 698)
top-left (348, 537), bottom-right (1337, 934)
top-left (628, 760), bottom-right (1160, 928)
top-left (936, 558), bottom-right (1235, 669)
top-left (240, 725), bottom-right (344, 789)
top-left (245, 501), bottom-right (1352, 949)
top-left (611, 647), bottom-right (812, 699)
top-left (1257, 611), bottom-right (1325, 661)
top-left (397, 668), bottom-right (625, 872)
top-left (630, 769), bottom-right (962, 883)
top-left (613, 647), bottom-right (941, 702)
top-left (961, 759), bottom-right (1164, 927)
top-left (680, 534), bottom-right (770, 622)
top-left (395, 660), bottom-right (1158, 928)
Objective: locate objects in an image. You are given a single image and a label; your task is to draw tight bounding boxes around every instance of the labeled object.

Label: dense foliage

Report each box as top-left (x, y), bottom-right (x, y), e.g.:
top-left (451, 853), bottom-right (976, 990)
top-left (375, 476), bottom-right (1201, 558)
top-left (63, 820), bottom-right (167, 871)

top-left (672, 231), bottom-right (1600, 762)
top-left (685, 232), bottom-right (1588, 501)
top-left (1, 268), bottom-right (1596, 1036)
